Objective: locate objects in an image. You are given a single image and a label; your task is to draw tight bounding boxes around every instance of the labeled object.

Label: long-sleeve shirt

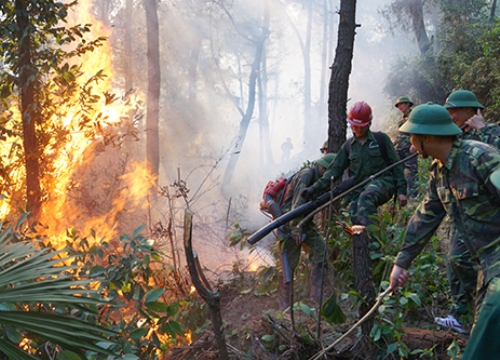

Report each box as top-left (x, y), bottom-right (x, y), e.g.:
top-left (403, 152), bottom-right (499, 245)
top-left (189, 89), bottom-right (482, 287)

top-left (395, 138), bottom-right (500, 285)
top-left (462, 122), bottom-right (500, 148)
top-left (311, 130), bottom-right (407, 196)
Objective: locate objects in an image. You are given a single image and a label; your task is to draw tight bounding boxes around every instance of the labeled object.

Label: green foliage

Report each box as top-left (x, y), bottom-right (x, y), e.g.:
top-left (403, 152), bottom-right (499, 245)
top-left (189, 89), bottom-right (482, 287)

top-left (0, 214), bottom-right (208, 359)
top-left (384, 1), bottom-right (499, 114)
top-left (0, 220), bottom-right (120, 359)
top-left (321, 291), bottom-right (347, 324)
top-left (65, 225), bottom-right (201, 358)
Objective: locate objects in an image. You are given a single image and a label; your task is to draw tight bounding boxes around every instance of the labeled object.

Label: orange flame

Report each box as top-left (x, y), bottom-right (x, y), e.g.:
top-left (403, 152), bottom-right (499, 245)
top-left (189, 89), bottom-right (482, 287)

top-left (0, 0), bottom-right (150, 248)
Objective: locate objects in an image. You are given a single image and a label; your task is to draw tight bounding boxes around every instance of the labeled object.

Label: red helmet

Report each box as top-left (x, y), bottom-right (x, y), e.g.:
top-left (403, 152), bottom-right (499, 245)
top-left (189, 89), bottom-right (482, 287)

top-left (347, 101), bottom-right (372, 126)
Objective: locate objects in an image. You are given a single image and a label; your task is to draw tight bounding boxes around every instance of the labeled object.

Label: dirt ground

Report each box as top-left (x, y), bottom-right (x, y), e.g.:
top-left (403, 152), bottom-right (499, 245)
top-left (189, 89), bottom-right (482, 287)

top-left (166, 279), bottom-right (468, 359)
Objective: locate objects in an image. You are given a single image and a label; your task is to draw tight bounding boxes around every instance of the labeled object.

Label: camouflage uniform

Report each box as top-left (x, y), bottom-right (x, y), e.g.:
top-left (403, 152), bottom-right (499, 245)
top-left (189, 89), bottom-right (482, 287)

top-left (394, 111), bottom-right (419, 199)
top-left (461, 280), bottom-right (500, 360)
top-left (447, 123), bottom-right (500, 318)
top-left (394, 137), bottom-right (500, 320)
top-left (280, 166), bottom-right (325, 271)
top-left (311, 130), bottom-right (407, 247)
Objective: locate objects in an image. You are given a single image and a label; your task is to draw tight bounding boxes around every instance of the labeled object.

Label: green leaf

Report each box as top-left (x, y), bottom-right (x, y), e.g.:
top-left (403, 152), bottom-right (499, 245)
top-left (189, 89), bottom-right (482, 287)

top-left (321, 295), bottom-right (346, 324)
top-left (58, 350), bottom-right (82, 360)
top-left (145, 301), bottom-right (169, 313)
top-left (129, 328), bottom-right (149, 341)
top-left (145, 288), bottom-right (164, 303)
top-left (261, 334), bottom-right (276, 342)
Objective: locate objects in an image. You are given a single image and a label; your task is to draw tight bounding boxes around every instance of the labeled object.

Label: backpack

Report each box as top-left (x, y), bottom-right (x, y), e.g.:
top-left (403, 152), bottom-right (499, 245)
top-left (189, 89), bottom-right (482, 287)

top-left (260, 174), bottom-right (295, 215)
top-left (343, 131), bottom-right (392, 166)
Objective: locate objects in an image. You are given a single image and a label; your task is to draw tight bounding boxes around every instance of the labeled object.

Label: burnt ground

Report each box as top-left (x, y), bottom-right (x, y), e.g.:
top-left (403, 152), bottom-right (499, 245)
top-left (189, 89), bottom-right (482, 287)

top-left (165, 277), bottom-right (468, 360)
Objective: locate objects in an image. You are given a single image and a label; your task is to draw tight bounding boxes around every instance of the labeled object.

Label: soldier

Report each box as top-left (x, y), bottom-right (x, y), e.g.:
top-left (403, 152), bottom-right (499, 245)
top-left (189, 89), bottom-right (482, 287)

top-left (393, 96), bottom-right (419, 199)
top-left (302, 101), bottom-right (408, 250)
top-left (262, 154), bottom-right (336, 310)
top-left (435, 90), bottom-right (500, 333)
top-left (388, 102), bottom-right (500, 332)
top-left (461, 169), bottom-right (500, 359)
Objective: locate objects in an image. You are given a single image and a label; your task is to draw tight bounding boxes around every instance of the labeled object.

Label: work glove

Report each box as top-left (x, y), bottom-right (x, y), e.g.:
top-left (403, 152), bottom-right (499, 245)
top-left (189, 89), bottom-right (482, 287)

top-left (301, 186), bottom-right (315, 200)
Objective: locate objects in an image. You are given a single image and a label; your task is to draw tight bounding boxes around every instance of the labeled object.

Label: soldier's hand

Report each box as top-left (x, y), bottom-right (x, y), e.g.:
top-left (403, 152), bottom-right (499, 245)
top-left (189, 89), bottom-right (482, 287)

top-left (465, 109), bottom-right (485, 130)
top-left (291, 231), bottom-right (303, 246)
top-left (301, 187), bottom-right (315, 200)
top-left (389, 264), bottom-right (408, 291)
top-left (398, 194), bottom-right (408, 208)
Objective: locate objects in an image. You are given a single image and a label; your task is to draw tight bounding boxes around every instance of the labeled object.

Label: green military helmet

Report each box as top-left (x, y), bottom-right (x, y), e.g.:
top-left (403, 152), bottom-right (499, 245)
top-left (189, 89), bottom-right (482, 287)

top-left (444, 90), bottom-right (484, 109)
top-left (316, 153), bottom-right (336, 168)
top-left (490, 168), bottom-right (500, 190)
top-left (394, 96), bottom-right (414, 108)
top-left (399, 102), bottom-right (462, 136)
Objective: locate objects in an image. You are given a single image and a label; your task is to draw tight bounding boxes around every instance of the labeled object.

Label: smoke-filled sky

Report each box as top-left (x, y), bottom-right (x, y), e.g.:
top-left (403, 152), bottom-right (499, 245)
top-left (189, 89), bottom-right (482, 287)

top-left (91, 0), bottom-right (421, 275)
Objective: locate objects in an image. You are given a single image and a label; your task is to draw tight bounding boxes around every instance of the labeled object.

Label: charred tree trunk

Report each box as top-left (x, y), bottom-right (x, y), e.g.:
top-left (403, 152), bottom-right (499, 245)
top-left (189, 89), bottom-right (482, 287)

top-left (183, 210), bottom-right (229, 360)
top-left (16, 0), bottom-right (42, 218)
top-left (327, 0), bottom-right (358, 152)
top-left (351, 225), bottom-right (376, 358)
top-left (222, 24), bottom-right (269, 185)
top-left (145, 0), bottom-right (161, 191)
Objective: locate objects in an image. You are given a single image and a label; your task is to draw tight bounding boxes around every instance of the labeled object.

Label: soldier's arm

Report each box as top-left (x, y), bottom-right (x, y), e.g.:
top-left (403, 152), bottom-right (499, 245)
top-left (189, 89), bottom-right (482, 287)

top-left (474, 123), bottom-right (500, 149)
top-left (394, 183), bottom-right (446, 269)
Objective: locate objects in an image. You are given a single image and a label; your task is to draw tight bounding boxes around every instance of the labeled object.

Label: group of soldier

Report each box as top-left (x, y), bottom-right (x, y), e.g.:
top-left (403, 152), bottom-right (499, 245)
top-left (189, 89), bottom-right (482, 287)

top-left (261, 90), bottom-right (500, 357)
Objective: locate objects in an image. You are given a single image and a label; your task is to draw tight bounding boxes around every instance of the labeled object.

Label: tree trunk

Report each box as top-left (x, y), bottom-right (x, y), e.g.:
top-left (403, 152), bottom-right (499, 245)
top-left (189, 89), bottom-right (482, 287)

top-left (409, 0), bottom-right (431, 54)
top-left (145, 0), bottom-right (161, 191)
top-left (351, 225), bottom-right (376, 358)
top-left (490, 0), bottom-right (498, 24)
top-left (303, 0), bottom-right (313, 144)
top-left (258, 0), bottom-right (273, 165)
top-left (124, 0), bottom-right (134, 91)
top-left (16, 0), bottom-right (42, 218)
top-left (327, 0), bottom-right (358, 152)
top-left (222, 24), bottom-right (269, 185)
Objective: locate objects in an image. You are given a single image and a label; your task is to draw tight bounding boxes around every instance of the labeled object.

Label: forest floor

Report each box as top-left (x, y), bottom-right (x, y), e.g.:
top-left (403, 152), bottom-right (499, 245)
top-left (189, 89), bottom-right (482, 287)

top-left (166, 272), bottom-right (469, 360)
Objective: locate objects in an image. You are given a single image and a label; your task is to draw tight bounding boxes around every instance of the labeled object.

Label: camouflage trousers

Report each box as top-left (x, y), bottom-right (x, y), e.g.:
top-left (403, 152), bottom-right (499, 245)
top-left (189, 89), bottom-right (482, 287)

top-left (447, 227), bottom-right (478, 317)
top-left (346, 178), bottom-right (395, 249)
top-left (279, 221), bottom-right (326, 272)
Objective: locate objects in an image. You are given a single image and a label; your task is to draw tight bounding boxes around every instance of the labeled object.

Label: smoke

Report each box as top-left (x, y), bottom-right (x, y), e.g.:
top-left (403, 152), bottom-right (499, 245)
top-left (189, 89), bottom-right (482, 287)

top-left (91, 0), bottom-right (419, 276)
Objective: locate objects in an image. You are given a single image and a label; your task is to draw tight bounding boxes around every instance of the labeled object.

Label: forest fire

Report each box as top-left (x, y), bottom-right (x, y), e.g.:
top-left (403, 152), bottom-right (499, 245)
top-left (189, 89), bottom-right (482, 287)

top-left (0, 0), bottom-right (152, 248)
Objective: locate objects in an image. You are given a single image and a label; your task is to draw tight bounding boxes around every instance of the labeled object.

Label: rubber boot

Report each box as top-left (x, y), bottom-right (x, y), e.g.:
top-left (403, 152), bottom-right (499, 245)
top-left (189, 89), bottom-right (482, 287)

top-left (310, 263), bottom-right (324, 304)
top-left (278, 275), bottom-right (291, 311)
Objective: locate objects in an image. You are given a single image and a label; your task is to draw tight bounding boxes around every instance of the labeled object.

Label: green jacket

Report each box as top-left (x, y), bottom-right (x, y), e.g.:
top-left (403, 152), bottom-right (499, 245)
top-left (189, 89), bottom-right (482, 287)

top-left (281, 166), bottom-right (320, 229)
top-left (312, 130), bottom-right (407, 196)
top-left (395, 138), bottom-right (500, 284)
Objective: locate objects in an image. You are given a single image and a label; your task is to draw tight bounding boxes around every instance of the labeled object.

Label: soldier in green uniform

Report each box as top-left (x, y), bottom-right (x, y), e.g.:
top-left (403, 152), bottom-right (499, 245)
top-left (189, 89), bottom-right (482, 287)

top-left (301, 101), bottom-right (408, 250)
top-left (393, 96), bottom-right (419, 199)
top-left (269, 153), bottom-right (336, 310)
top-left (388, 102), bottom-right (500, 331)
top-left (461, 169), bottom-right (500, 359)
top-left (435, 90), bottom-right (500, 333)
